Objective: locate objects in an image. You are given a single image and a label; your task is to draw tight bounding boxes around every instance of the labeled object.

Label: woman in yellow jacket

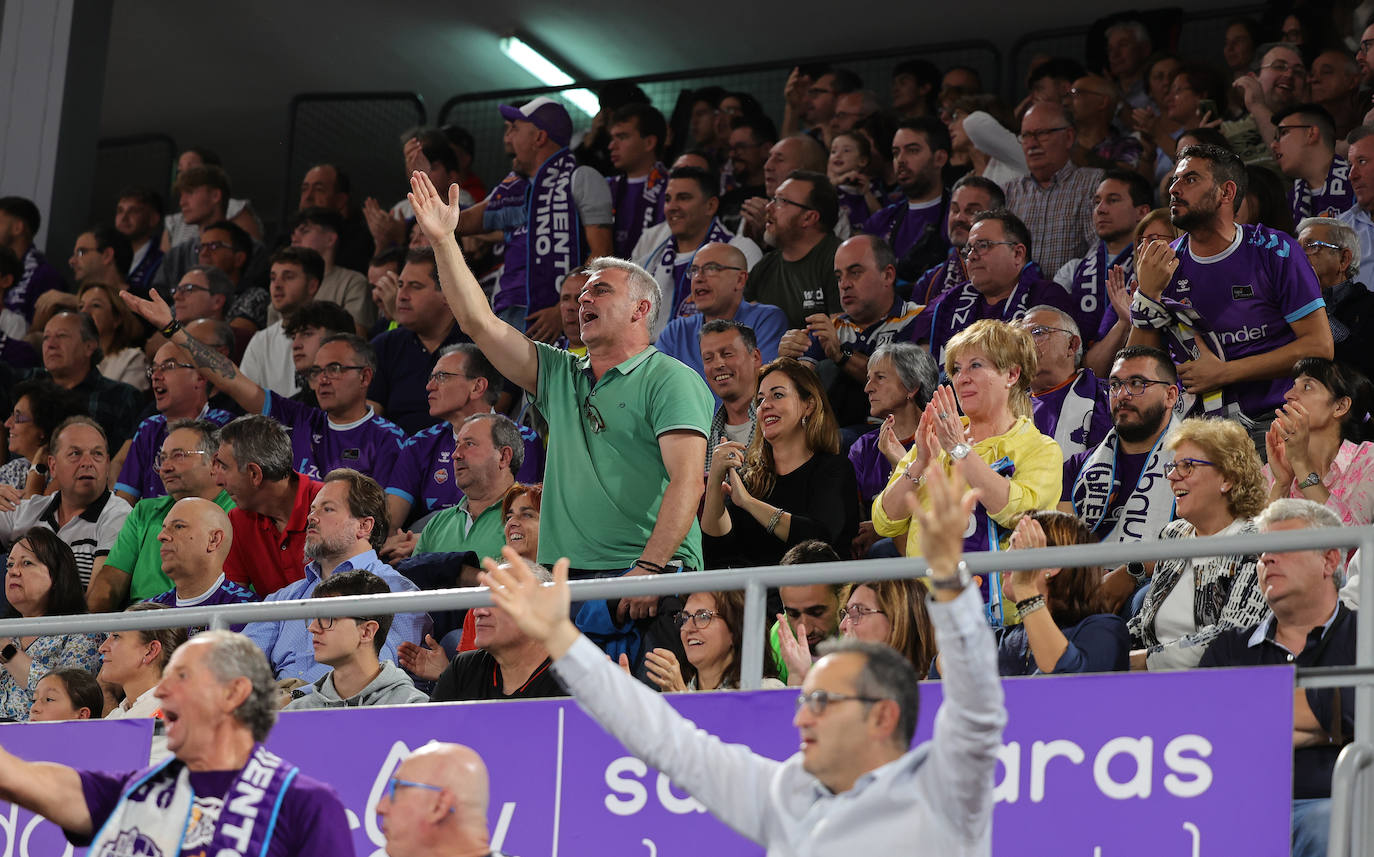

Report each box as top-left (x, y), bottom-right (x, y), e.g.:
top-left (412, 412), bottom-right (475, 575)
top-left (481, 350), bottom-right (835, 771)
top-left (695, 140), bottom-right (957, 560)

top-left (873, 320), bottom-right (1062, 623)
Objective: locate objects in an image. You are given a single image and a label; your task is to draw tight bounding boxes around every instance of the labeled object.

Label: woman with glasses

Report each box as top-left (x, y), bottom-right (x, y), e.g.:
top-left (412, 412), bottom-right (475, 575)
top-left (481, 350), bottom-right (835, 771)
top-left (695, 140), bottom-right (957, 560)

top-left (702, 358), bottom-right (859, 569)
top-left (833, 578), bottom-right (937, 679)
top-left (1265, 358), bottom-right (1374, 530)
top-left (1, 379), bottom-right (80, 492)
top-left (78, 282), bottom-right (149, 392)
top-left (642, 590), bottom-right (784, 692)
top-left (1128, 417), bottom-right (1267, 670)
top-left (874, 320), bottom-right (1062, 620)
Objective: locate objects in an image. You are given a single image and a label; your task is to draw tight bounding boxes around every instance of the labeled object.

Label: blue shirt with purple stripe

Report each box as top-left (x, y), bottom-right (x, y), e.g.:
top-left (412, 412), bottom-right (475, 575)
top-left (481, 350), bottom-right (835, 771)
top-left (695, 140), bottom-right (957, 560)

top-left (114, 407), bottom-right (235, 500)
top-left (386, 420), bottom-right (547, 523)
top-left (263, 392), bottom-right (406, 483)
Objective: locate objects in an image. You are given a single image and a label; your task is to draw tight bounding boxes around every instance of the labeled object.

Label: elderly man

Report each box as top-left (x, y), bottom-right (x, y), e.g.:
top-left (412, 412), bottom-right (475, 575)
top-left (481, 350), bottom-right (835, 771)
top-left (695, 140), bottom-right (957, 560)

top-left (1129, 143), bottom-right (1332, 438)
top-left (215, 414), bottom-right (323, 596)
top-left (1308, 49), bottom-right (1361, 140)
top-left (1005, 101), bottom-right (1105, 276)
top-left (242, 468), bottom-right (428, 683)
top-left (1105, 20), bottom-right (1154, 109)
top-left (1273, 104), bottom-right (1354, 222)
top-left (385, 345), bottom-right (542, 534)
top-left (411, 170), bottom-right (711, 661)
top-left (700, 320), bottom-right (763, 474)
top-left (655, 242), bottom-right (786, 381)
top-left (409, 414), bottom-right (524, 561)
top-left (90, 419), bottom-right (237, 611)
top-left (745, 171), bottom-right (844, 327)
top-left (0, 416), bottom-right (131, 588)
top-left (1020, 306), bottom-right (1111, 459)
top-left (632, 166), bottom-right (761, 332)
top-left (911, 175), bottom-right (1004, 305)
top-left (782, 234), bottom-right (922, 431)
top-left (1296, 216), bottom-right (1374, 379)
top-left (483, 461), bottom-right (1004, 854)
top-left (1068, 75), bottom-right (1143, 172)
top-left (377, 742), bottom-right (500, 857)
top-left (0, 631), bottom-right (353, 856)
top-left (368, 248), bottom-right (472, 434)
top-left (862, 118), bottom-right (951, 282)
top-left (1201, 499), bottom-right (1356, 857)
top-left (285, 569), bottom-right (428, 709)
top-left (145, 495), bottom-right (256, 614)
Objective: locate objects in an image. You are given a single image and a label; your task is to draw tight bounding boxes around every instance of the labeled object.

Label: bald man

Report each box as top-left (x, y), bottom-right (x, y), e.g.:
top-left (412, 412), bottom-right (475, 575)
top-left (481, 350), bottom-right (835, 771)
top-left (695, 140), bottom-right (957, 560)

top-left (146, 496), bottom-right (258, 622)
top-left (378, 741), bottom-right (499, 857)
top-left (654, 241), bottom-right (787, 381)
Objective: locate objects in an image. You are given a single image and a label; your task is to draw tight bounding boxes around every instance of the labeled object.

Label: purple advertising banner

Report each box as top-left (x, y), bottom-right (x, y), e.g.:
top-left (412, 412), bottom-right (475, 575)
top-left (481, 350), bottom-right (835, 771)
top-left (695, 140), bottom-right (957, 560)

top-left (0, 666), bottom-right (1294, 856)
top-left (0, 719), bottom-right (154, 857)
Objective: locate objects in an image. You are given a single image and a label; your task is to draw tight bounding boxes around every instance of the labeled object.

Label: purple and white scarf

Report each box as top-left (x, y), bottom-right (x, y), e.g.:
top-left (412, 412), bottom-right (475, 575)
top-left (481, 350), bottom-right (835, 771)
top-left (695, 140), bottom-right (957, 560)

top-left (645, 217), bottom-right (735, 319)
top-left (88, 744), bottom-right (298, 857)
top-left (527, 148), bottom-right (583, 312)
top-left (1036, 369), bottom-right (1102, 451)
top-left (927, 263), bottom-right (1043, 363)
top-left (1129, 288), bottom-right (1237, 424)
top-left (1072, 408), bottom-right (1181, 543)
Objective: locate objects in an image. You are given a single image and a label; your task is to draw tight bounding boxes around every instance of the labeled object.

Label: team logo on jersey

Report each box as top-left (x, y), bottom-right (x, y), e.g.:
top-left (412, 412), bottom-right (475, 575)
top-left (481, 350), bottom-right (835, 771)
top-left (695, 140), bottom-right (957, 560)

top-left (439, 451), bottom-right (451, 463)
top-left (1231, 285), bottom-right (1255, 300)
top-left (434, 467), bottom-right (448, 484)
top-left (342, 448), bottom-right (360, 460)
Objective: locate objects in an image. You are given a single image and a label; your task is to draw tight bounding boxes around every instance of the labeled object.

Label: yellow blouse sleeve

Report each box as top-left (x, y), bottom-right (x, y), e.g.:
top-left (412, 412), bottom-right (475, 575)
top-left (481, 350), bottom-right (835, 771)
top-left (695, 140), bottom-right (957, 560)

top-left (987, 427), bottom-right (1064, 526)
top-left (871, 444), bottom-right (922, 538)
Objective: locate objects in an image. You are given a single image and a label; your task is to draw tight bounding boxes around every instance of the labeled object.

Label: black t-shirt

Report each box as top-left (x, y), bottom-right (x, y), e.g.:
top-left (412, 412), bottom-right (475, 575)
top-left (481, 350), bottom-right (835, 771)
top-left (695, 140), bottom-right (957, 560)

top-left (430, 650), bottom-right (568, 702)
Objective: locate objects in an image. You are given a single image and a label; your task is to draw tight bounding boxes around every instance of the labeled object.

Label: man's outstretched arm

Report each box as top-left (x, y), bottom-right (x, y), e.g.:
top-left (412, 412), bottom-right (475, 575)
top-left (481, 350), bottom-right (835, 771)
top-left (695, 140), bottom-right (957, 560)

top-left (409, 172), bottom-right (539, 395)
top-left (0, 745), bottom-right (94, 836)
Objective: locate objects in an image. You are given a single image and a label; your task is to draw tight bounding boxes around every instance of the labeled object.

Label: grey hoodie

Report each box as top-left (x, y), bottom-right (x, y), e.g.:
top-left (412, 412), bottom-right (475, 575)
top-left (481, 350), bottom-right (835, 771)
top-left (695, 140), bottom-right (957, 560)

top-left (285, 661), bottom-right (430, 710)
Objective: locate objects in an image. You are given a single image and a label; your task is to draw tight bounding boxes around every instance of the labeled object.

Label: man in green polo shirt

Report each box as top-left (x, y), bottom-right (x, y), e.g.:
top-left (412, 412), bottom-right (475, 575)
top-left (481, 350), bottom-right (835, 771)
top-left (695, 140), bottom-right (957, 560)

top-left (410, 171), bottom-right (712, 629)
top-left (414, 414), bottom-right (520, 564)
top-left (86, 419), bottom-right (235, 611)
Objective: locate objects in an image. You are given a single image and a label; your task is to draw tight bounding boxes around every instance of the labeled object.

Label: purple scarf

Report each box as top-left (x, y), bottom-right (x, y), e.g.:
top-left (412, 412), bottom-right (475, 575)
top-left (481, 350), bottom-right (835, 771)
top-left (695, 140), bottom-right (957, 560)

top-left (651, 217), bottom-right (735, 318)
top-left (488, 172), bottom-right (532, 314)
top-left (527, 148), bottom-right (584, 313)
top-left (1071, 242), bottom-right (1134, 333)
top-left (927, 262), bottom-right (1044, 363)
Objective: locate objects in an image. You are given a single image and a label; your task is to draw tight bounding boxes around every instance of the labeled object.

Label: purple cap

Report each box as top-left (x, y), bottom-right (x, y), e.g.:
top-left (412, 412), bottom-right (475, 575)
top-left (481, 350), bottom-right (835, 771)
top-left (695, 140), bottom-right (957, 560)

top-left (498, 96), bottom-right (573, 148)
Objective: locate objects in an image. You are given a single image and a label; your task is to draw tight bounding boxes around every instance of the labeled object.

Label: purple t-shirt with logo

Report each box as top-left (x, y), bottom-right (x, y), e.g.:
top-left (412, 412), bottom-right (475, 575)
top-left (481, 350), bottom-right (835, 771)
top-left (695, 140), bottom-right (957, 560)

top-left (386, 420), bottom-right (546, 522)
top-left (1163, 224), bottom-right (1324, 416)
top-left (863, 198), bottom-right (946, 259)
top-left (264, 392), bottom-right (405, 483)
top-left (75, 766), bottom-right (352, 857)
top-left (114, 409), bottom-right (235, 501)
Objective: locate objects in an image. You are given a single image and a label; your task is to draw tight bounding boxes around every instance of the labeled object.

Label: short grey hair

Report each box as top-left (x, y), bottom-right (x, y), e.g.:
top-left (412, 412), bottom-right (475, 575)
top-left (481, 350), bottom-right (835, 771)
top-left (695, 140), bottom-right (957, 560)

top-left (1296, 216), bottom-right (1360, 279)
top-left (585, 256), bottom-right (660, 332)
top-left (218, 414), bottom-right (293, 481)
top-left (196, 630), bottom-right (279, 741)
top-left (1257, 498), bottom-right (1345, 587)
top-left (869, 342), bottom-right (938, 409)
top-left (1024, 304), bottom-right (1083, 367)
top-left (166, 418), bottom-right (221, 457)
top-left (815, 637), bottom-right (920, 746)
top-left (1105, 20), bottom-right (1151, 48)
top-left (463, 412), bottom-right (525, 475)
top-left (185, 265), bottom-right (235, 298)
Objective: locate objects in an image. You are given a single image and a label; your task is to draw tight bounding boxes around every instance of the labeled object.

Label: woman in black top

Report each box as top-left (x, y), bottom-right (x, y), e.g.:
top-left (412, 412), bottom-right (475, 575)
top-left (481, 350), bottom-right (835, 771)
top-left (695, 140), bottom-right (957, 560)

top-left (702, 358), bottom-right (859, 568)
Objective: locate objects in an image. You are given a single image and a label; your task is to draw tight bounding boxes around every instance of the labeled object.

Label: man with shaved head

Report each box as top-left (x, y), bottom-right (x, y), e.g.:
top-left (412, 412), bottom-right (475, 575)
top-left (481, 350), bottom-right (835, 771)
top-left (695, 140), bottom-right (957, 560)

top-left (378, 741), bottom-right (499, 857)
top-left (146, 496), bottom-right (257, 619)
top-left (654, 241), bottom-right (787, 382)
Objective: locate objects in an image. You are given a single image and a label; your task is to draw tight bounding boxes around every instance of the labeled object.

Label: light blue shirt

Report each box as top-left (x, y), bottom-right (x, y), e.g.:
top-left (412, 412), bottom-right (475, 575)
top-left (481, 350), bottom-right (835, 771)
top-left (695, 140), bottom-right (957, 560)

top-left (241, 549), bottom-right (431, 682)
top-left (1337, 205), bottom-right (1374, 289)
top-left (654, 300), bottom-right (788, 383)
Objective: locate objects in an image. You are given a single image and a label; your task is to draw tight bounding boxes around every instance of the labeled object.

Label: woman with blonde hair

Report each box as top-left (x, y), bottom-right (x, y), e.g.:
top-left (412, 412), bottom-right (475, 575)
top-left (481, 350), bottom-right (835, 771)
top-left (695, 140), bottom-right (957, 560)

top-left (874, 319), bottom-right (1061, 621)
top-left (78, 281), bottom-right (149, 391)
top-left (1128, 417), bottom-right (1268, 670)
top-left (703, 357), bottom-right (859, 568)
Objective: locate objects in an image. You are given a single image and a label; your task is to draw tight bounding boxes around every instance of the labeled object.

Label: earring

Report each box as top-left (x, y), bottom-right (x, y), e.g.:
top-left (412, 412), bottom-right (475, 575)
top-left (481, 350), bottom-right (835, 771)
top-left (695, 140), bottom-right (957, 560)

top-left (802, 415), bottom-right (809, 427)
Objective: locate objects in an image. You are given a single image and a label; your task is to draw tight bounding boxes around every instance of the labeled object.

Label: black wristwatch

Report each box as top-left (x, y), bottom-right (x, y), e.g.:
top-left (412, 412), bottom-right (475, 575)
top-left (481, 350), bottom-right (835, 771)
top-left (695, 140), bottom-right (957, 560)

top-left (1127, 561), bottom-right (1148, 583)
top-left (834, 344), bottom-right (854, 366)
top-left (0, 641), bottom-right (18, 664)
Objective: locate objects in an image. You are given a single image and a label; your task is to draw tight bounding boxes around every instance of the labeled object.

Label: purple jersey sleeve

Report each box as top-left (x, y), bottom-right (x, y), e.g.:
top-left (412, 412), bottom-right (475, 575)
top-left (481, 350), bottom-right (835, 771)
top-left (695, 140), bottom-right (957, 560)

top-left (386, 435), bottom-right (429, 505)
top-left (114, 418), bottom-right (165, 500)
top-left (73, 769), bottom-right (138, 843)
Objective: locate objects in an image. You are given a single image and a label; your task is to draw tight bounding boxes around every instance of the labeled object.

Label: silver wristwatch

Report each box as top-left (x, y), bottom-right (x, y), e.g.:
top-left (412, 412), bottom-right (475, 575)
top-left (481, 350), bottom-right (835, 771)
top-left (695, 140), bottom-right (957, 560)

top-left (1297, 472), bottom-right (1322, 490)
top-left (930, 561), bottom-right (974, 591)
top-left (948, 442), bottom-right (973, 461)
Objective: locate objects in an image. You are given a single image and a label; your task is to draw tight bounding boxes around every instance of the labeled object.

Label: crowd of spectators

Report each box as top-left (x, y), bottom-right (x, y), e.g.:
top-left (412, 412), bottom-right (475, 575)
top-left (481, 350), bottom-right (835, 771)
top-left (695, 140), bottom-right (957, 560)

top-left (0, 6), bottom-right (1369, 853)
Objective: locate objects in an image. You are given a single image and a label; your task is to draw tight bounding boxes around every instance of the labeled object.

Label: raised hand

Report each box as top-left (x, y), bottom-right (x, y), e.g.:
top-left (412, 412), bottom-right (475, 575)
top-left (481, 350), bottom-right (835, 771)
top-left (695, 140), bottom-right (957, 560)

top-left (397, 634), bottom-right (449, 681)
top-left (481, 547), bottom-right (578, 656)
top-left (929, 386), bottom-right (970, 452)
top-left (408, 170), bottom-right (463, 243)
top-left (1006, 516), bottom-right (1056, 601)
top-left (877, 414), bottom-right (908, 467)
top-left (1265, 420), bottom-right (1294, 486)
top-left (1133, 238), bottom-right (1178, 300)
top-left (119, 288), bottom-right (174, 330)
top-left (1106, 265), bottom-right (1132, 320)
top-left (775, 612), bottom-right (813, 685)
top-left (643, 648), bottom-right (688, 692)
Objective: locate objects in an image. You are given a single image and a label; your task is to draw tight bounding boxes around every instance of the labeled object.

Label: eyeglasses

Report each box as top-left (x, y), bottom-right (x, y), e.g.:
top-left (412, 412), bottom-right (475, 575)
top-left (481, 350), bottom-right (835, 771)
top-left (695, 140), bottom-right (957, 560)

top-left (146, 361), bottom-right (197, 379)
top-left (169, 283), bottom-right (211, 298)
top-left (306, 616), bottom-right (368, 631)
top-left (961, 239), bottom-right (1018, 258)
top-left (1024, 324), bottom-right (1074, 340)
top-left (427, 370), bottom-right (471, 385)
top-left (687, 262), bottom-right (744, 279)
top-left (673, 608), bottom-right (721, 629)
top-left (6, 411), bottom-right (32, 424)
top-left (584, 397), bottom-right (605, 434)
top-left (382, 776), bottom-right (453, 809)
top-left (73, 247), bottom-right (97, 257)
top-left (1259, 60), bottom-right (1306, 77)
top-left (794, 689), bottom-right (887, 715)
top-left (1069, 87), bottom-right (1110, 99)
top-left (1163, 457), bottom-right (1216, 478)
top-left (1301, 239), bottom-right (1341, 255)
top-left (1274, 124), bottom-right (1315, 139)
top-left (837, 604), bottom-right (885, 625)
top-left (199, 240), bottom-right (235, 253)
top-left (154, 449), bottom-right (210, 469)
top-left (1017, 126), bottom-right (1070, 144)
top-left (768, 195), bottom-right (816, 212)
top-left (302, 363), bottom-right (367, 382)
top-left (1107, 377), bottom-right (1172, 397)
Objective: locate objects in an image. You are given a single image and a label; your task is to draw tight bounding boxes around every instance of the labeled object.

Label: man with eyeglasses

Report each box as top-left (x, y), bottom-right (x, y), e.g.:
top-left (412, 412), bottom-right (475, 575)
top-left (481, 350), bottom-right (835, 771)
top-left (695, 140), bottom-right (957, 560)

top-left (484, 461), bottom-right (1005, 854)
top-left (285, 568), bottom-right (427, 709)
top-left (92, 420), bottom-right (238, 611)
top-left (1234, 42), bottom-right (1310, 146)
top-left (1127, 143), bottom-right (1332, 442)
top-left (861, 117), bottom-right (952, 283)
top-left (1067, 75), bottom-right (1144, 172)
top-left (1273, 104), bottom-right (1354, 223)
top-left (0, 416), bottom-right (130, 590)
top-left (632, 166), bottom-right (762, 335)
top-left (655, 242), bottom-right (786, 383)
top-left (193, 222), bottom-right (271, 337)
top-left (239, 246), bottom-right (324, 398)
top-left (68, 225), bottom-right (131, 290)
top-left (367, 247), bottom-right (473, 435)
top-left (744, 171), bottom-right (844, 328)
top-left (112, 341), bottom-right (234, 506)
top-left (1020, 305), bottom-right (1111, 460)
top-left (1295, 216), bottom-right (1374, 379)
top-left (0, 631), bottom-right (353, 857)
top-left (607, 103), bottom-right (670, 258)
top-left (377, 741), bottom-right (507, 857)
top-left (1005, 100), bottom-right (1105, 277)
top-left (142, 495), bottom-right (256, 623)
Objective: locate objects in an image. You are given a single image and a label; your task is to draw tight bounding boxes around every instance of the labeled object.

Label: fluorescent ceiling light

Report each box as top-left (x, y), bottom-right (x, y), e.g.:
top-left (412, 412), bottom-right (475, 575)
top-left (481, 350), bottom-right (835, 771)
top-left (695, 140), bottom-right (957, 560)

top-left (499, 36), bottom-right (599, 118)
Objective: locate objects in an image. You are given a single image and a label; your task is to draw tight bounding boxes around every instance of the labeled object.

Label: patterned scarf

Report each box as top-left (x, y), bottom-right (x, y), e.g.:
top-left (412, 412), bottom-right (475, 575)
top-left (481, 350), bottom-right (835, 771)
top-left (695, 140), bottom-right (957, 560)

top-left (526, 148), bottom-right (585, 312)
top-left (927, 263), bottom-right (1044, 363)
top-left (1072, 407), bottom-right (1180, 543)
